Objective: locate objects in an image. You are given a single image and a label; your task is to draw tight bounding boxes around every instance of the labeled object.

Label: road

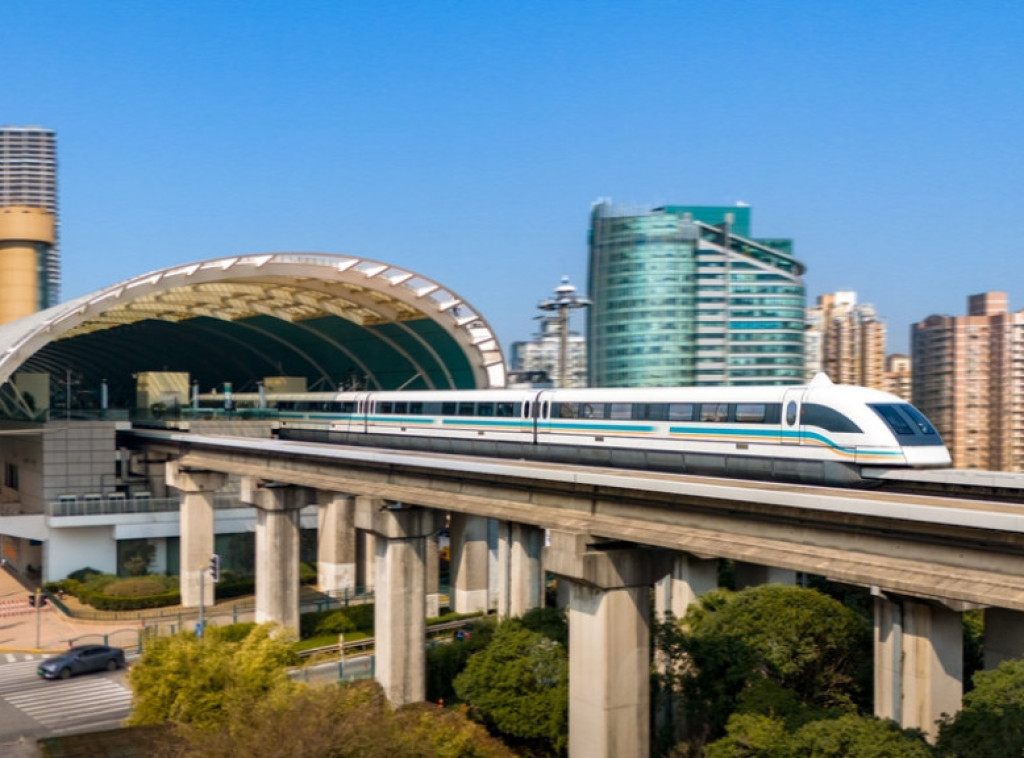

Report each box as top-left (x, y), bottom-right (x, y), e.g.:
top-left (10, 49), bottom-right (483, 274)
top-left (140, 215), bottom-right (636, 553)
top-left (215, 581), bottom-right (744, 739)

top-left (0, 652), bottom-right (134, 750)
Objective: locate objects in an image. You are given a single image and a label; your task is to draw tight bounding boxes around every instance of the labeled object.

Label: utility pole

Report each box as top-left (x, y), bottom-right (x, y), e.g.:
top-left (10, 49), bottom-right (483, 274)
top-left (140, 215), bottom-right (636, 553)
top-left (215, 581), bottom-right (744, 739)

top-left (198, 567), bottom-right (205, 636)
top-left (537, 276), bottom-right (591, 388)
top-left (35, 587), bottom-right (42, 648)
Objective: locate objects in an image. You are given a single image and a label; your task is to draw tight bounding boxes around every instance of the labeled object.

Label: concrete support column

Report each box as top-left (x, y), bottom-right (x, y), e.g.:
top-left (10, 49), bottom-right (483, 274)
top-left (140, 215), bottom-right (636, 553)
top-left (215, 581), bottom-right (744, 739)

top-left (354, 496), bottom-right (376, 592)
top-left (655, 553), bottom-right (718, 621)
top-left (242, 478), bottom-right (313, 633)
top-left (316, 492), bottom-right (356, 595)
top-left (166, 463), bottom-right (227, 609)
top-left (426, 530), bottom-right (441, 618)
top-left (495, 521), bottom-right (511, 619)
top-left (734, 562), bottom-right (796, 589)
top-left (450, 512), bottom-right (489, 613)
top-left (984, 608), bottom-right (1024, 669)
top-left (357, 529), bottom-right (375, 592)
top-left (874, 594), bottom-right (963, 740)
top-left (496, 522), bottom-right (544, 619)
top-left (545, 530), bottom-right (673, 758)
top-left (355, 498), bottom-right (438, 705)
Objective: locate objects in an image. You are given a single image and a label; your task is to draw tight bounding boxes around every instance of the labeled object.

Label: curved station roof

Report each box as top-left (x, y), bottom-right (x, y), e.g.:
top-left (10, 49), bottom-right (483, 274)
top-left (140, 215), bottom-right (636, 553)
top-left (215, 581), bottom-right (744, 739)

top-left (0, 254), bottom-right (506, 417)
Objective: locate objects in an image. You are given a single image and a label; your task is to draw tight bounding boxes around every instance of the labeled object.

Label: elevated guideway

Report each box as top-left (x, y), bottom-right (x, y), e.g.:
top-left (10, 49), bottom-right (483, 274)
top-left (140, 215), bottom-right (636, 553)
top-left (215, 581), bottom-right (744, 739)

top-left (122, 426), bottom-right (1024, 750)
top-left (864, 466), bottom-right (1024, 501)
top-left (124, 428), bottom-right (1024, 612)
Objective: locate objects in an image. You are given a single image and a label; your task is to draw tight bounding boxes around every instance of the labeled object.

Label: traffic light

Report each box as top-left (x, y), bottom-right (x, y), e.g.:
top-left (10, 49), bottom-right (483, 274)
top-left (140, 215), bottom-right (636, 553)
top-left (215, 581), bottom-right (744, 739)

top-left (209, 553), bottom-right (221, 583)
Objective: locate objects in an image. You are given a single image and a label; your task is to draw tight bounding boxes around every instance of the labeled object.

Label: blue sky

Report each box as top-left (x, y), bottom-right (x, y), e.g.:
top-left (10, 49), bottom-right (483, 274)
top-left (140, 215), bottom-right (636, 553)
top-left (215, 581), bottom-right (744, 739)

top-left (3, 1), bottom-right (1022, 355)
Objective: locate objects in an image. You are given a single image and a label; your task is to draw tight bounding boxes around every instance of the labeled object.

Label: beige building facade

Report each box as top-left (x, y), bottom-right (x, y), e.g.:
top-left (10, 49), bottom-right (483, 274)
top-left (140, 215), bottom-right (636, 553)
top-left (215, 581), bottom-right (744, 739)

top-left (912, 292), bottom-right (1024, 471)
top-left (0, 206), bottom-right (56, 324)
top-left (804, 291), bottom-right (887, 388)
top-left (883, 353), bottom-right (912, 402)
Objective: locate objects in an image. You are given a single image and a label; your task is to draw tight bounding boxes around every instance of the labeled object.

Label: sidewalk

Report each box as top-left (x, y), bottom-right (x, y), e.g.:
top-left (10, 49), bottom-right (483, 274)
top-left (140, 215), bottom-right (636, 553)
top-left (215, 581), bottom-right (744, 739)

top-left (0, 568), bottom-right (140, 654)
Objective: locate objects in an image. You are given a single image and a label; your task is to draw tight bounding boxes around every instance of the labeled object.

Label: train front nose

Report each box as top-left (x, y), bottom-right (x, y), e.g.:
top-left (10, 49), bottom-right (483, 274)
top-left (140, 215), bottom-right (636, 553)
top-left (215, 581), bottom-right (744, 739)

top-left (900, 445), bottom-right (952, 467)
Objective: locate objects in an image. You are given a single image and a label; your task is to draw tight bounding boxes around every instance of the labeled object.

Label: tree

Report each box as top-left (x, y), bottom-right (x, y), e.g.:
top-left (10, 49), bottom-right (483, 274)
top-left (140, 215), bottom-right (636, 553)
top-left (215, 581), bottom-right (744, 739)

top-left (426, 617), bottom-right (495, 705)
top-left (127, 623), bottom-right (300, 729)
top-left (149, 680), bottom-right (516, 758)
top-left (937, 657), bottom-right (1024, 758)
top-left (704, 713), bottom-right (791, 758)
top-left (454, 620), bottom-right (568, 755)
top-left (706, 712), bottom-right (934, 758)
top-left (519, 606), bottom-right (567, 649)
top-left (657, 584), bottom-right (872, 749)
top-left (787, 714), bottom-right (934, 757)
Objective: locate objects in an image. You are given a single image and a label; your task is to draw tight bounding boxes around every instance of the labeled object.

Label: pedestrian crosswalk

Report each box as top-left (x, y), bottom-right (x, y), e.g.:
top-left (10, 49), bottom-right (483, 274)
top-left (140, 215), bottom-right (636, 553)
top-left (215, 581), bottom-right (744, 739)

top-left (0, 655), bottom-right (134, 736)
top-left (4, 677), bottom-right (132, 732)
top-left (2, 652), bottom-right (43, 664)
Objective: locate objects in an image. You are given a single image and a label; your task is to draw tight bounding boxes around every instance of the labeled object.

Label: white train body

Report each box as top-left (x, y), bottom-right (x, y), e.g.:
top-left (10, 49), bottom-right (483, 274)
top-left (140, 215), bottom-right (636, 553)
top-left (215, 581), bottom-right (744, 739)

top-left (199, 375), bottom-right (950, 485)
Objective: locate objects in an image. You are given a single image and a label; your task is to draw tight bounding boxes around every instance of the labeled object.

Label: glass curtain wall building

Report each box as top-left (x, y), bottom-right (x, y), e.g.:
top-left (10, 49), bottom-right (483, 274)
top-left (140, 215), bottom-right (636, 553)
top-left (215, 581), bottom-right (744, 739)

top-left (587, 201), bottom-right (806, 387)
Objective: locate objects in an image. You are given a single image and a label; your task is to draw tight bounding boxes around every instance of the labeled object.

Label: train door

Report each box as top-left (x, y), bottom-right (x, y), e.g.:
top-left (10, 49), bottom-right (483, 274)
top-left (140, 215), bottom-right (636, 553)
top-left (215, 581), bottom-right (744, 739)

top-left (780, 388), bottom-right (805, 445)
top-left (534, 391), bottom-right (553, 444)
top-left (354, 392), bottom-right (372, 433)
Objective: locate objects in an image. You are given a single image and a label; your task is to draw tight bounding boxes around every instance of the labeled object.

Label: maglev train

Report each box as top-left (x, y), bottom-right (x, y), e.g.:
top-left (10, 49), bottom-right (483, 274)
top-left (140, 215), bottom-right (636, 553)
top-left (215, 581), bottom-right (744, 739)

top-left (198, 374), bottom-right (950, 486)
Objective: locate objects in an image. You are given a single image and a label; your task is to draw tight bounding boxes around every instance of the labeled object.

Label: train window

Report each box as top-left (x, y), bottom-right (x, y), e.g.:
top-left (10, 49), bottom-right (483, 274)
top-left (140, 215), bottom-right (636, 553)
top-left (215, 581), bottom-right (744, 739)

top-left (786, 402), bottom-right (797, 425)
top-left (340, 402), bottom-right (356, 413)
top-left (496, 403), bottom-right (516, 417)
top-left (477, 403), bottom-right (495, 417)
top-left (869, 404), bottom-right (913, 435)
top-left (893, 404), bottom-right (937, 435)
top-left (379, 402), bottom-right (393, 414)
top-left (555, 403), bottom-right (579, 419)
top-left (394, 402), bottom-right (408, 414)
top-left (458, 403), bottom-right (476, 417)
top-left (442, 402), bottom-right (457, 415)
top-left (582, 403), bottom-right (605, 419)
top-left (524, 401), bottom-right (531, 418)
top-left (870, 403), bottom-right (943, 445)
top-left (609, 403), bottom-right (632, 420)
top-left (668, 403), bottom-right (695, 421)
top-left (700, 404), bottom-right (729, 423)
top-left (735, 404), bottom-right (766, 423)
top-left (801, 404), bottom-right (862, 433)
top-left (637, 404), bottom-right (668, 421)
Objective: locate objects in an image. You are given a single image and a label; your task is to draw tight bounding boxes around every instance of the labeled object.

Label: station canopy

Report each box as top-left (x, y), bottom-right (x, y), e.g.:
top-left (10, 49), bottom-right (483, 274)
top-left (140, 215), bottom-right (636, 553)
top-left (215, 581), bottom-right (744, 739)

top-left (0, 254), bottom-right (506, 418)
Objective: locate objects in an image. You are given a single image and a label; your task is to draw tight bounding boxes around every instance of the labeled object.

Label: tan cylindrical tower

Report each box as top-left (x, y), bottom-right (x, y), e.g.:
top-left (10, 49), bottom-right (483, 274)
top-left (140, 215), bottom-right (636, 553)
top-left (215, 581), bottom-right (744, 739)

top-left (0, 206), bottom-right (55, 324)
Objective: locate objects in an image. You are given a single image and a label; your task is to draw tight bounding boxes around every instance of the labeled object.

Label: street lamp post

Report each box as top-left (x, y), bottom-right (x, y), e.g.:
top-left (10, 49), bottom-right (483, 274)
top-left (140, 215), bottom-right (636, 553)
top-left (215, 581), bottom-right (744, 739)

top-left (537, 276), bottom-right (590, 388)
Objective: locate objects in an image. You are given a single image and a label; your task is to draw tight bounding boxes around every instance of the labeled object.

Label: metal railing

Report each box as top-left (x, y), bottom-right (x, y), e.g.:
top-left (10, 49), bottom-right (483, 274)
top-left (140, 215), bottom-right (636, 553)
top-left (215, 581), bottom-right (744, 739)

top-left (48, 491), bottom-right (246, 518)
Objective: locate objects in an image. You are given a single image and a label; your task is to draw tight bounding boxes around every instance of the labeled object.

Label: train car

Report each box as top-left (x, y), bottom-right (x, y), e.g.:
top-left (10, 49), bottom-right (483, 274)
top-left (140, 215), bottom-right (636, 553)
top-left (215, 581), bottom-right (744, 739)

top-left (270, 374), bottom-right (950, 486)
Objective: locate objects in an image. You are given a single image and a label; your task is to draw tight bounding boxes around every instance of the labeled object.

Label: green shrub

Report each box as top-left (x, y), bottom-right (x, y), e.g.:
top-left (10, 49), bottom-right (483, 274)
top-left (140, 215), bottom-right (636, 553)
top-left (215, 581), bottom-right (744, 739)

top-left (342, 603), bottom-right (374, 632)
top-left (89, 589), bottom-right (180, 611)
top-left (314, 612), bottom-right (357, 636)
top-left (214, 574), bottom-right (255, 599)
top-left (104, 578), bottom-right (170, 597)
top-left (210, 622), bottom-right (257, 643)
top-left (68, 567), bottom-right (103, 583)
top-left (62, 573), bottom-right (181, 611)
top-left (300, 604), bottom-right (375, 639)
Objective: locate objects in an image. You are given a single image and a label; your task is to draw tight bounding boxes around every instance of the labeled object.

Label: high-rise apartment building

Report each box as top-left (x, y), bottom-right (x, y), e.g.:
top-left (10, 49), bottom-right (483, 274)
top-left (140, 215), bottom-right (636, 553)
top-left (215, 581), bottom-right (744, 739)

top-left (883, 354), bottom-right (912, 402)
top-left (912, 292), bottom-right (1024, 471)
top-left (804, 291), bottom-right (886, 388)
top-left (0, 126), bottom-right (58, 321)
top-left (587, 201), bottom-right (805, 387)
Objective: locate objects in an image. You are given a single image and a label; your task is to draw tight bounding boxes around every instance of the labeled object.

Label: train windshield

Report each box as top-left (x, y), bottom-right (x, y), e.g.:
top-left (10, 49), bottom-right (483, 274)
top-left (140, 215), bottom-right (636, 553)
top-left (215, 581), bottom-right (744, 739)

top-left (869, 403), bottom-right (942, 444)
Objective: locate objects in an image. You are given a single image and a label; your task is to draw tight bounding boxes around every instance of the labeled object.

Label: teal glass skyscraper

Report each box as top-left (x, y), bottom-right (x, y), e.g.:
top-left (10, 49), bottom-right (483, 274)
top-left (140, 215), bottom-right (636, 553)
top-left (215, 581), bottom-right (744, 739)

top-left (587, 201), bottom-right (806, 387)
